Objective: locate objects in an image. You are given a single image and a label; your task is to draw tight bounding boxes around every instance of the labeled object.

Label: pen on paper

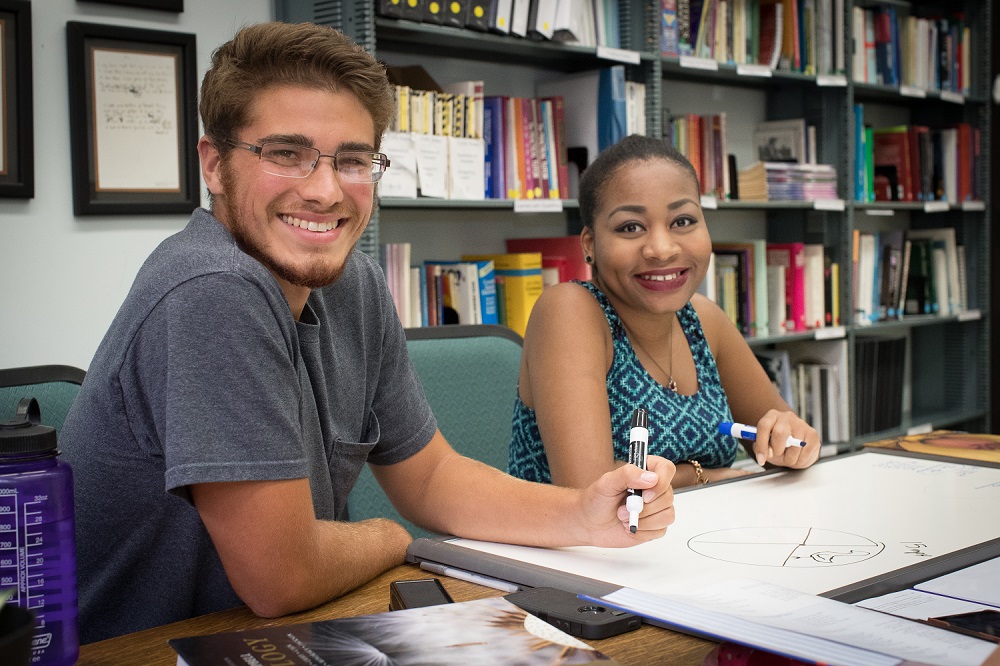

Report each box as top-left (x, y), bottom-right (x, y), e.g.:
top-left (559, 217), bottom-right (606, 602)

top-left (718, 421), bottom-right (807, 448)
top-left (626, 407), bottom-right (650, 534)
top-left (418, 562), bottom-right (520, 593)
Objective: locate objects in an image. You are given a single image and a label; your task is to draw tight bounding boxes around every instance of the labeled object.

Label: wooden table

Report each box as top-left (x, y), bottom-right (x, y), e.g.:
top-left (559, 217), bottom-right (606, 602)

top-left (77, 563), bottom-right (716, 665)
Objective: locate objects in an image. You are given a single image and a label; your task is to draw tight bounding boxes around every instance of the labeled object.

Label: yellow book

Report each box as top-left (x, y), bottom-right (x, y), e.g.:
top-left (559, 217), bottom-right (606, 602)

top-left (395, 85), bottom-right (410, 132)
top-left (462, 252), bottom-right (543, 337)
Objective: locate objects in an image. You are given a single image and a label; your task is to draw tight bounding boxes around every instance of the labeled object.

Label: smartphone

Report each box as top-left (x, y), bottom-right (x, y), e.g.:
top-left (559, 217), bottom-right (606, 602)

top-left (388, 578), bottom-right (454, 611)
top-left (927, 609), bottom-right (1000, 643)
top-left (504, 587), bottom-right (641, 640)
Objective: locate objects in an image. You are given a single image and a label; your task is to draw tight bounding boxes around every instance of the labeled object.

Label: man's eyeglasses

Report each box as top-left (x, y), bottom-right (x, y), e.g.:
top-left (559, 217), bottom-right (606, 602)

top-left (225, 140), bottom-right (390, 183)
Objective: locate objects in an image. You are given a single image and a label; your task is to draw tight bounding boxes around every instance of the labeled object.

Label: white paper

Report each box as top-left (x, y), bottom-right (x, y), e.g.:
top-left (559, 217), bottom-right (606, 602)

top-left (915, 556), bottom-right (1000, 608)
top-left (679, 56), bottom-right (719, 71)
top-left (412, 134), bottom-right (448, 199)
top-left (92, 47), bottom-right (180, 191)
top-left (378, 132), bottom-right (418, 199)
top-left (856, 589), bottom-right (993, 621)
top-left (816, 74), bottom-right (848, 87)
top-left (513, 199), bottom-right (563, 213)
top-left (940, 91), bottom-right (965, 104)
top-left (596, 585), bottom-right (898, 666)
top-left (600, 579), bottom-right (995, 666)
top-left (596, 46), bottom-right (641, 65)
top-left (813, 198), bottom-right (845, 211)
top-left (737, 64), bottom-right (773, 78)
top-left (899, 85), bottom-right (928, 98)
top-left (447, 137), bottom-right (486, 201)
top-left (449, 453), bottom-right (1000, 598)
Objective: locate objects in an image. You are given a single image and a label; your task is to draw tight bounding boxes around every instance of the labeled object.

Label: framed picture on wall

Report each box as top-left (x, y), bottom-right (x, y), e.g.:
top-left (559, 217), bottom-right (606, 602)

top-left (0, 0), bottom-right (34, 198)
top-left (77, 0), bottom-right (184, 11)
top-left (66, 21), bottom-right (198, 215)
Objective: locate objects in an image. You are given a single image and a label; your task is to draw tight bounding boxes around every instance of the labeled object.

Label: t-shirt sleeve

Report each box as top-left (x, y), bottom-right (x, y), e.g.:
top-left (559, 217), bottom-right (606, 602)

top-left (133, 273), bottom-right (310, 492)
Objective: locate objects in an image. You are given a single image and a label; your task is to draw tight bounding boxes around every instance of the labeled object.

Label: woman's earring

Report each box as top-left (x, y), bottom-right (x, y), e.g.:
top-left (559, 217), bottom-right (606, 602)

top-left (585, 255), bottom-right (593, 264)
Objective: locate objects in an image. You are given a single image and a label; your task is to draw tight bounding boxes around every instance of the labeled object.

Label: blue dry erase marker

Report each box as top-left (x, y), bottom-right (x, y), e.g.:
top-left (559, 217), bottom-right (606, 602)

top-left (626, 408), bottom-right (649, 534)
top-left (718, 421), bottom-right (806, 448)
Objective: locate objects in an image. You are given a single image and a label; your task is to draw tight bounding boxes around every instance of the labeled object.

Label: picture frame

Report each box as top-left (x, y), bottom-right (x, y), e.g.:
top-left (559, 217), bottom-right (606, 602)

top-left (78, 0), bottom-right (184, 12)
top-left (753, 118), bottom-right (808, 164)
top-left (66, 21), bottom-right (198, 215)
top-left (0, 0), bottom-right (34, 198)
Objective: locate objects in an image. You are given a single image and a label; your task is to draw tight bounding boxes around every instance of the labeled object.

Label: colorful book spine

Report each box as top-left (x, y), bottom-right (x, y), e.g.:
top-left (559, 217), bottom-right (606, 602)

top-left (767, 242), bottom-right (806, 332)
top-left (463, 252), bottom-right (544, 336)
top-left (662, 0), bottom-right (680, 57)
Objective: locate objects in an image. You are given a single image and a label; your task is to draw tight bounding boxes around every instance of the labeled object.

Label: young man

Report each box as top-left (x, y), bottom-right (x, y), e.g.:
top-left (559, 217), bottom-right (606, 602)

top-left (60, 22), bottom-right (677, 644)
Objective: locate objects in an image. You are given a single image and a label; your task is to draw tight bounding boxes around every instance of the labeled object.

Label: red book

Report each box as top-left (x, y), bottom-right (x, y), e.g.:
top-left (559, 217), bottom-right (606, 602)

top-left (758, 1), bottom-right (781, 68)
top-left (955, 122), bottom-right (972, 202)
top-left (906, 125), bottom-right (923, 201)
top-left (505, 236), bottom-right (592, 282)
top-left (766, 242), bottom-right (806, 332)
top-left (872, 127), bottom-right (913, 201)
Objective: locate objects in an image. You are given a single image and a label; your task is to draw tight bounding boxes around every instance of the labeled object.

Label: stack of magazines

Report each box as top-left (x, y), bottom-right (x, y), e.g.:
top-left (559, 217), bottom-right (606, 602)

top-left (737, 162), bottom-right (838, 201)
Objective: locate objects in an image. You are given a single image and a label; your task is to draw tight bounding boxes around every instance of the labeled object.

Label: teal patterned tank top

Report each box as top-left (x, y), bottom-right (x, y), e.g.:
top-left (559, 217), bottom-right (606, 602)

top-left (508, 281), bottom-right (737, 483)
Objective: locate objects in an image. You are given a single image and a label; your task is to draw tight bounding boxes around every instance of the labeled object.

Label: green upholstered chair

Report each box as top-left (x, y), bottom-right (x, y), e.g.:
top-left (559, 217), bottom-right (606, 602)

top-left (0, 365), bottom-right (86, 436)
top-left (347, 325), bottom-right (523, 538)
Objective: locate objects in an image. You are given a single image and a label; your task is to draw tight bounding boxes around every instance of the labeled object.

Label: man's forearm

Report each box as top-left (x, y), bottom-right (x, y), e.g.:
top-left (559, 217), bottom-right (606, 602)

top-left (244, 516), bottom-right (412, 617)
top-left (193, 479), bottom-right (413, 619)
top-left (401, 454), bottom-right (589, 548)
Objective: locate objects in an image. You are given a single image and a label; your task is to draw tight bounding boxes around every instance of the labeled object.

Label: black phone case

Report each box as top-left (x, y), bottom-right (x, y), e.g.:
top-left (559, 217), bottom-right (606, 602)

top-left (504, 587), bottom-right (641, 639)
top-left (389, 578), bottom-right (454, 611)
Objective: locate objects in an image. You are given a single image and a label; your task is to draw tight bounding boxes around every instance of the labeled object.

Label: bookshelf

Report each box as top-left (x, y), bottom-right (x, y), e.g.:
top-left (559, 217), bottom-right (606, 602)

top-left (275, 0), bottom-right (991, 448)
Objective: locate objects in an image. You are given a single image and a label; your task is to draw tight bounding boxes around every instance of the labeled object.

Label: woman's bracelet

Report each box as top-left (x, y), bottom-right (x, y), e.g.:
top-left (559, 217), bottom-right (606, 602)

top-left (688, 460), bottom-right (709, 485)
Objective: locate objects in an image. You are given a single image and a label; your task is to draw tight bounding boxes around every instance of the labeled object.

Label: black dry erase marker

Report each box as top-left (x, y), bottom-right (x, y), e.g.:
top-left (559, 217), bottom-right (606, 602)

top-left (626, 408), bottom-right (649, 534)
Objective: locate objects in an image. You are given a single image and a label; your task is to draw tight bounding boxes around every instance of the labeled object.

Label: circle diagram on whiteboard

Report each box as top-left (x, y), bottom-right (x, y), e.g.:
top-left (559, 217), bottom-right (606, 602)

top-left (688, 527), bottom-right (885, 567)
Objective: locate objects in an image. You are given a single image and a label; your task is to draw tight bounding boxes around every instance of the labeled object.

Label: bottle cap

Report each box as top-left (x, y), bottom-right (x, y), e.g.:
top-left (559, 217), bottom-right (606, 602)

top-left (0, 398), bottom-right (58, 455)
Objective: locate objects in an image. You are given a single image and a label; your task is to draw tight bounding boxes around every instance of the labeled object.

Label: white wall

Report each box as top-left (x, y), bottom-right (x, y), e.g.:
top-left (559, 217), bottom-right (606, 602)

top-left (0, 0), bottom-right (273, 370)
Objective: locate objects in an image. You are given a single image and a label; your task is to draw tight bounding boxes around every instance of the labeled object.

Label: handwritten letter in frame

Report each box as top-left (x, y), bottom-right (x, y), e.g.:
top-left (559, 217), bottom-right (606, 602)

top-left (67, 22), bottom-right (198, 215)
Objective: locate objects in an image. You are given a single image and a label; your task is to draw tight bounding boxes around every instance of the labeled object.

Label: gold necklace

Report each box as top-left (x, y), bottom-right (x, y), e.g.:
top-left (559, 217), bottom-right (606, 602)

top-left (626, 318), bottom-right (678, 393)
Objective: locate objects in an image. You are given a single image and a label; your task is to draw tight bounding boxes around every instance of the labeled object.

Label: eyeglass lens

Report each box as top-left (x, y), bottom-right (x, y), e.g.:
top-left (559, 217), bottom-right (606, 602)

top-left (258, 143), bottom-right (387, 182)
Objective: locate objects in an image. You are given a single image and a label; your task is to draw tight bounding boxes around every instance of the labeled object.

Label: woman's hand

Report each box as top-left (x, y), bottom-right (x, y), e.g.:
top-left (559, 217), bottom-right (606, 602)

top-left (750, 409), bottom-right (821, 469)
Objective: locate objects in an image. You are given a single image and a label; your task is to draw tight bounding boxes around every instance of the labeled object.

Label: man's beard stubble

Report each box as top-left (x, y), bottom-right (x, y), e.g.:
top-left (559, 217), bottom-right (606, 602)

top-left (217, 160), bottom-right (370, 289)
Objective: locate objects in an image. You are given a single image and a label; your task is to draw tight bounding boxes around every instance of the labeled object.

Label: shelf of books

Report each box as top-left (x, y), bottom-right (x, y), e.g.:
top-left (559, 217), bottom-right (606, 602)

top-left (279, 0), bottom-right (991, 447)
top-left (380, 197), bottom-right (579, 210)
top-left (846, 0), bottom-right (992, 444)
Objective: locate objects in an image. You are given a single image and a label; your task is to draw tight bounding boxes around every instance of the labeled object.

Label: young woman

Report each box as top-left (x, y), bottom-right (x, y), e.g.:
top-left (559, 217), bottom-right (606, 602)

top-left (509, 135), bottom-right (821, 488)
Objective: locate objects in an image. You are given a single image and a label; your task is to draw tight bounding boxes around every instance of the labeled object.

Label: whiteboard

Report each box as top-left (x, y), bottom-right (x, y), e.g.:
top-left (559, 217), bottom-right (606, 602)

top-left (410, 451), bottom-right (1000, 599)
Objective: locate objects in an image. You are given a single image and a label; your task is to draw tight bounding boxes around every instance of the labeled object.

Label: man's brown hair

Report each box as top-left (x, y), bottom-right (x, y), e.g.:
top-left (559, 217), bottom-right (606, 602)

top-left (200, 22), bottom-right (394, 152)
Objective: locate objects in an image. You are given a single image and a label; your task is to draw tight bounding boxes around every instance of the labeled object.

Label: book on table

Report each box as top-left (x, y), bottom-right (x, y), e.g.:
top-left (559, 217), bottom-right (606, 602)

top-left (170, 595), bottom-right (617, 665)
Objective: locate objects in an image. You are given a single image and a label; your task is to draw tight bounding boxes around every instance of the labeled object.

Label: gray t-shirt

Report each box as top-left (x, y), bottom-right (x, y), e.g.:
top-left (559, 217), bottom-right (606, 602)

top-left (61, 209), bottom-right (436, 643)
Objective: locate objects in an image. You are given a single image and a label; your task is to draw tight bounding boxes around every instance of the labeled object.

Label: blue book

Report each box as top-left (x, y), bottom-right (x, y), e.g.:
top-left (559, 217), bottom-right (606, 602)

top-left (889, 7), bottom-right (902, 88)
top-left (483, 97), bottom-right (506, 199)
top-left (471, 259), bottom-right (499, 325)
top-left (854, 104), bottom-right (866, 202)
top-left (418, 265), bottom-right (429, 327)
top-left (483, 101), bottom-right (494, 198)
top-left (597, 66), bottom-right (626, 152)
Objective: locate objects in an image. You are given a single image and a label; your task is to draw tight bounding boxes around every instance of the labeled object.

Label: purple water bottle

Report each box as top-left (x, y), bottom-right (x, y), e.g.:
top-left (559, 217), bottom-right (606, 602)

top-left (0, 399), bottom-right (78, 666)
